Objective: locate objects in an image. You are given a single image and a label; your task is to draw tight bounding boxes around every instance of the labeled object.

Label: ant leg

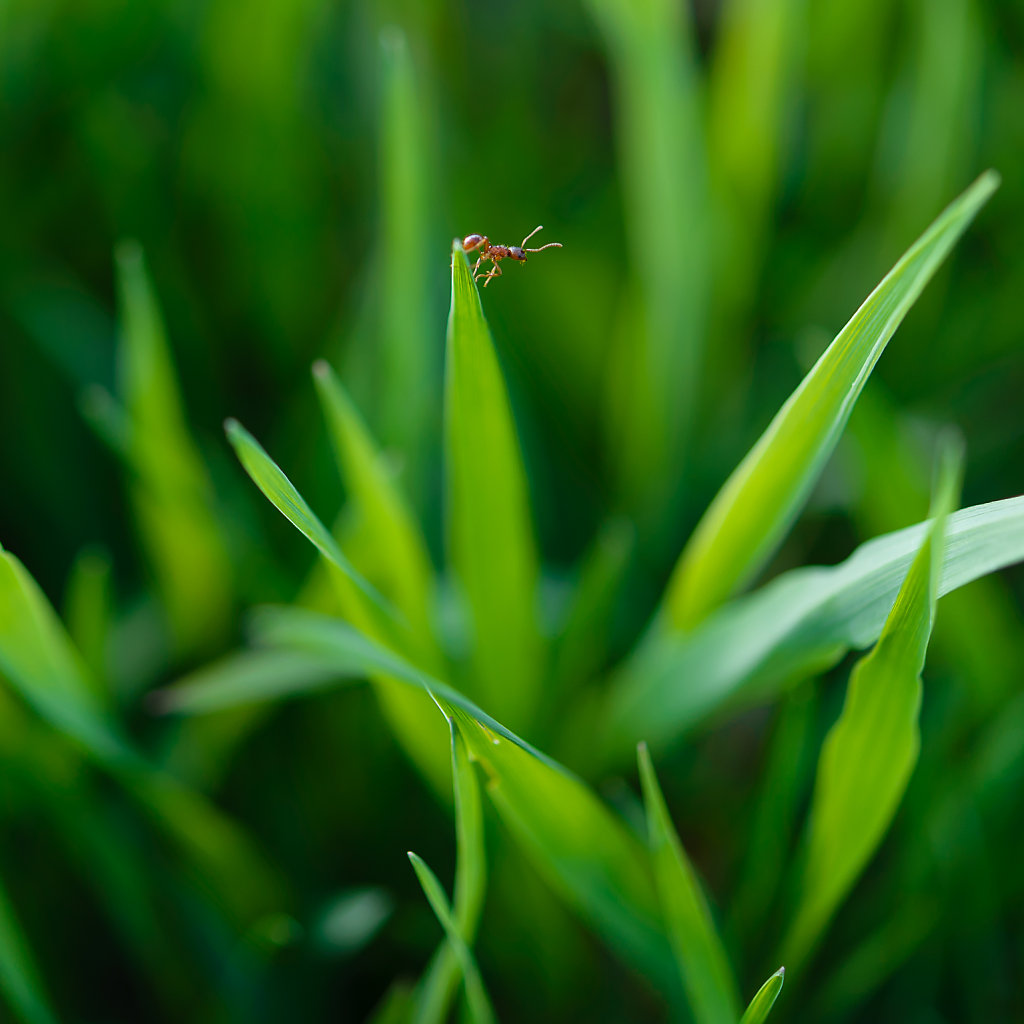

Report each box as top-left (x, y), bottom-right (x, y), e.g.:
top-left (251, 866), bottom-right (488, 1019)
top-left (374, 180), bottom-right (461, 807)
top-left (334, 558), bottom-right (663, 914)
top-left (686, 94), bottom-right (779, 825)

top-left (481, 263), bottom-right (503, 287)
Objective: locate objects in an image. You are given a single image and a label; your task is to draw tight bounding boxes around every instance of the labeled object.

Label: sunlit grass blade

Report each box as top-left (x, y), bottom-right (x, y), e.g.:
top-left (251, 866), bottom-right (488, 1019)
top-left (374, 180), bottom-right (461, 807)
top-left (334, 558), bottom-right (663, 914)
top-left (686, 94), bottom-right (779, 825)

top-left (637, 743), bottom-right (740, 1024)
top-left (312, 359), bottom-right (438, 663)
top-left (447, 243), bottom-right (542, 729)
top-left (115, 241), bottom-right (232, 651)
top-left (662, 171), bottom-right (999, 630)
top-left (407, 853), bottom-right (495, 1024)
top-left (739, 967), bottom-right (785, 1024)
top-left (375, 27), bottom-right (439, 500)
top-left (412, 722), bottom-right (486, 1024)
top-left (165, 605), bottom-right (682, 997)
top-left (0, 876), bottom-right (58, 1024)
top-left (62, 546), bottom-right (113, 698)
top-left (604, 494), bottom-right (1024, 761)
top-left (224, 418), bottom-right (394, 623)
top-left (585, 0), bottom-right (707, 517)
top-left (780, 439), bottom-right (962, 968)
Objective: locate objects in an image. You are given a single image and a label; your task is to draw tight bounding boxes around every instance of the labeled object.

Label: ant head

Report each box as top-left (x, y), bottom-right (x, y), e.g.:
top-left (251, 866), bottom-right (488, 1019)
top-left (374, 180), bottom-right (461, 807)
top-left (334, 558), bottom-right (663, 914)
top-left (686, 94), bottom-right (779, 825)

top-left (462, 234), bottom-right (486, 252)
top-left (508, 246), bottom-right (528, 262)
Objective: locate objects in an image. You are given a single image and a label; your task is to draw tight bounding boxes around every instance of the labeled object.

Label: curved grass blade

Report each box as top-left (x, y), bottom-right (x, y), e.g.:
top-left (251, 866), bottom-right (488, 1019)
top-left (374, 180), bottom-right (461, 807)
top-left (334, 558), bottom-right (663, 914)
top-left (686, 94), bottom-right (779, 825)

top-left (637, 743), bottom-right (740, 1024)
top-left (780, 440), bottom-right (962, 968)
top-left (312, 359), bottom-right (437, 663)
top-left (739, 967), bottom-right (785, 1024)
top-left (412, 722), bottom-right (486, 1024)
top-left (115, 241), bottom-right (232, 651)
top-left (662, 171), bottom-right (998, 630)
top-left (407, 853), bottom-right (495, 1024)
top-left (165, 605), bottom-right (682, 998)
top-left (447, 243), bottom-right (542, 729)
top-left (0, 877), bottom-right (58, 1024)
top-left (224, 418), bottom-right (393, 623)
top-left (604, 494), bottom-right (1024, 761)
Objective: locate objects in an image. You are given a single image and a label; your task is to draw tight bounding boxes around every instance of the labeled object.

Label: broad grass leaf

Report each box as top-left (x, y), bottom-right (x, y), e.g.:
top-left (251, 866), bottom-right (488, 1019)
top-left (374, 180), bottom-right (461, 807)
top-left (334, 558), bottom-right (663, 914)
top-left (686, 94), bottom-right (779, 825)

top-left (585, 0), bottom-right (707, 515)
top-left (605, 495), bottom-right (1024, 760)
top-left (739, 967), bottom-right (785, 1024)
top-left (0, 876), bottom-right (58, 1024)
top-left (637, 743), bottom-right (740, 1024)
top-left (115, 241), bottom-right (232, 651)
top-left (412, 722), bottom-right (486, 1024)
top-left (662, 171), bottom-right (998, 630)
top-left (780, 442), bottom-right (962, 967)
top-left (312, 359), bottom-right (437, 664)
top-left (447, 244), bottom-right (542, 729)
top-left (407, 853), bottom-right (495, 1024)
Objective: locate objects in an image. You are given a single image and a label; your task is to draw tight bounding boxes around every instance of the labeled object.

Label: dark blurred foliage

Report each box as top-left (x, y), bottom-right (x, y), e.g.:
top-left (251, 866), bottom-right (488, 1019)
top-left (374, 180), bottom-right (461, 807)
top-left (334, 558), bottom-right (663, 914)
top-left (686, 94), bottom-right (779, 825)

top-left (1, 0), bottom-right (1022, 1021)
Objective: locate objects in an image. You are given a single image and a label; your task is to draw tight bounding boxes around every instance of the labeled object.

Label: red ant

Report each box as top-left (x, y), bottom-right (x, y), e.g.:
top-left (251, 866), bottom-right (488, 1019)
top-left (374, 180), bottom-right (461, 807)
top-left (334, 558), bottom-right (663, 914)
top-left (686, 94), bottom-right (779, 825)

top-left (461, 225), bottom-right (562, 287)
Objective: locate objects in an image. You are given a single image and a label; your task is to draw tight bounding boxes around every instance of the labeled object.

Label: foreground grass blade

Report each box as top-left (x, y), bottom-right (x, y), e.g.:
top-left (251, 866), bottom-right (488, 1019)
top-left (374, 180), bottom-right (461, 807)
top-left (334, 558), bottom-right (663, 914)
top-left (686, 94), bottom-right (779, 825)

top-left (781, 442), bottom-right (962, 968)
top-left (166, 606), bottom-right (682, 998)
top-left (662, 171), bottom-right (998, 630)
top-left (637, 744), bottom-right (740, 1024)
top-left (604, 495), bottom-right (1024, 760)
top-left (224, 418), bottom-right (393, 622)
top-left (0, 878), bottom-right (58, 1024)
top-left (412, 722), bottom-right (486, 1024)
top-left (446, 243), bottom-right (542, 729)
top-left (585, 0), bottom-right (707, 516)
top-left (739, 967), bottom-right (785, 1024)
top-left (312, 359), bottom-right (438, 663)
top-left (115, 241), bottom-right (232, 651)
top-left (407, 853), bottom-right (495, 1024)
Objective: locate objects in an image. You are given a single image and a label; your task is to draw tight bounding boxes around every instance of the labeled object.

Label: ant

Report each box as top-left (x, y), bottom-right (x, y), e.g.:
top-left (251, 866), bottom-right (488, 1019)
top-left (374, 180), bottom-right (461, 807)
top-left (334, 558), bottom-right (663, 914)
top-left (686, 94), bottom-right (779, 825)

top-left (461, 225), bottom-right (562, 287)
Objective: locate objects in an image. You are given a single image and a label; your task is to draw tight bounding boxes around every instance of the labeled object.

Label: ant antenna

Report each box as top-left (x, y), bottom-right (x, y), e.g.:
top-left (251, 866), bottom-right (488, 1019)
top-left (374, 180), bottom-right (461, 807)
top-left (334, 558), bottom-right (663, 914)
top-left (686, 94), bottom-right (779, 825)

top-left (521, 224), bottom-right (563, 253)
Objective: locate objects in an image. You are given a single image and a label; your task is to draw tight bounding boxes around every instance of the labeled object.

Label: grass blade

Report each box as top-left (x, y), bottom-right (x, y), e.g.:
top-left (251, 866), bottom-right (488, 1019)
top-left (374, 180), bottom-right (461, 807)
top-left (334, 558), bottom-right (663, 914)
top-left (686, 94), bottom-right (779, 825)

top-left (0, 877), bottom-right (58, 1024)
top-left (780, 439), bottom-right (962, 967)
top-left (62, 546), bottom-right (113, 698)
top-left (407, 853), bottom-right (495, 1024)
top-left (604, 494), bottom-right (1024, 760)
top-left (662, 171), bottom-right (998, 630)
top-left (637, 743), bottom-right (740, 1024)
top-left (115, 241), bottom-right (232, 651)
top-left (739, 967), bottom-right (785, 1024)
top-left (412, 722), bottom-right (486, 1024)
top-left (446, 243), bottom-right (542, 729)
top-left (224, 418), bottom-right (394, 624)
top-left (312, 359), bottom-right (438, 663)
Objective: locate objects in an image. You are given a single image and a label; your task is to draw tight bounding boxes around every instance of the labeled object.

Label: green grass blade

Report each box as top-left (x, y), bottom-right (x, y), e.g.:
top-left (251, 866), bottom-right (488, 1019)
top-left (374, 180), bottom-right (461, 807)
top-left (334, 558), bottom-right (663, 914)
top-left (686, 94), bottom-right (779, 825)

top-left (115, 241), bottom-right (232, 651)
top-left (604, 494), bottom-right (1024, 760)
top-left (637, 743), bottom-right (740, 1024)
top-left (0, 877), bottom-right (58, 1024)
top-left (312, 359), bottom-right (437, 662)
top-left (224, 418), bottom-right (394, 623)
top-left (662, 171), bottom-right (998, 630)
top-left (407, 853), bottom-right (495, 1024)
top-left (585, 0), bottom-right (707, 515)
top-left (780, 440), bottom-right (962, 968)
top-left (446, 242), bottom-right (542, 729)
top-left (412, 722), bottom-right (486, 1024)
top-left (739, 967), bottom-right (785, 1024)
top-left (62, 546), bottom-right (113, 697)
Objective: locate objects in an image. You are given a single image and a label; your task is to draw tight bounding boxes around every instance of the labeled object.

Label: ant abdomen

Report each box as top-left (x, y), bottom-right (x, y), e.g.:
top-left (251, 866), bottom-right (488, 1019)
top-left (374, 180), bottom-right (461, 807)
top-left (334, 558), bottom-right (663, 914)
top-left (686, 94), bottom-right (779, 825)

top-left (462, 234), bottom-right (487, 252)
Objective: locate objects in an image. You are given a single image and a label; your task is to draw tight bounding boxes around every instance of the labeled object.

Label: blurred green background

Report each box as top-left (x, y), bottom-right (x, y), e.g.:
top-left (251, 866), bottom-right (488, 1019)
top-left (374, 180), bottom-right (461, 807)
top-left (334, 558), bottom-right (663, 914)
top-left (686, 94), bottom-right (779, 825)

top-left (1, 0), bottom-right (1023, 1021)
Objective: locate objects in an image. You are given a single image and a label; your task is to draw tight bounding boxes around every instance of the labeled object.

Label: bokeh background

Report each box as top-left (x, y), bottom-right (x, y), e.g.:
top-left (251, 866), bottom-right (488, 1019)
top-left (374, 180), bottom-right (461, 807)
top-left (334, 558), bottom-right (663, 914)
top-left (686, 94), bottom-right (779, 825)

top-left (1, 0), bottom-right (1022, 1021)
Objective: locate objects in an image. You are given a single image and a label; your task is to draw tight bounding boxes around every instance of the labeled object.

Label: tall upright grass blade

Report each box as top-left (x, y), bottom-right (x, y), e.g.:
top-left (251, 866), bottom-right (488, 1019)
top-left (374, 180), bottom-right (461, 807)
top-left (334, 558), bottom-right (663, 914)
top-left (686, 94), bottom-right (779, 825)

top-left (662, 171), bottom-right (998, 630)
top-left (0, 877), bottom-right (58, 1024)
top-left (412, 722), bottom-right (486, 1024)
top-left (312, 359), bottom-right (437, 664)
top-left (739, 967), bottom-right (785, 1024)
top-left (585, 0), bottom-right (707, 518)
top-left (780, 439), bottom-right (962, 968)
top-left (637, 743), bottom-right (740, 1024)
top-left (376, 28), bottom-right (438, 501)
top-left (446, 243), bottom-right (542, 729)
top-left (115, 241), bottom-right (232, 651)
top-left (407, 853), bottom-right (495, 1024)
top-left (604, 494), bottom-right (1024, 759)
top-left (62, 547), bottom-right (113, 701)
